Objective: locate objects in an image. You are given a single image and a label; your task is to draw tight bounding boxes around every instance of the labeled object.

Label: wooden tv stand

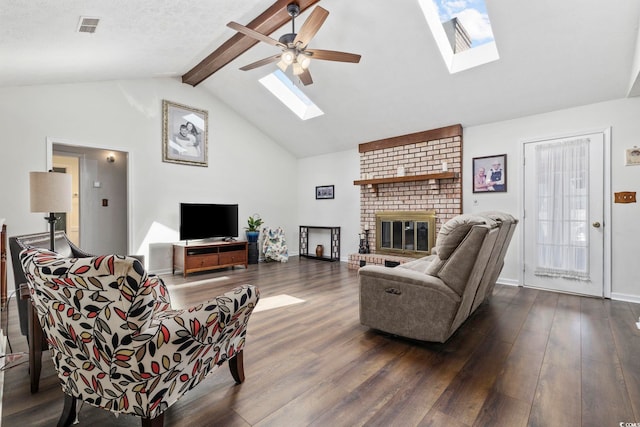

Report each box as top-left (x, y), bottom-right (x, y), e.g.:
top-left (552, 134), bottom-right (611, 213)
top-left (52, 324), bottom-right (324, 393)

top-left (173, 240), bottom-right (248, 277)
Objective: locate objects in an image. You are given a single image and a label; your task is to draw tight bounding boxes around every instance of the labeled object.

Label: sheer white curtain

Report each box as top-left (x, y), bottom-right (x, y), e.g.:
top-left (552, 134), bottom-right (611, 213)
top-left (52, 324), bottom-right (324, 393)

top-left (534, 138), bottom-right (590, 280)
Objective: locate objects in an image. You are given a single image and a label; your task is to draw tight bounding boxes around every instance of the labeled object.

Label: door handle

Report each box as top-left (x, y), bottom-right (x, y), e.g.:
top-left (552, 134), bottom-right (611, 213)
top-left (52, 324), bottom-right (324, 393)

top-left (592, 221), bottom-right (601, 228)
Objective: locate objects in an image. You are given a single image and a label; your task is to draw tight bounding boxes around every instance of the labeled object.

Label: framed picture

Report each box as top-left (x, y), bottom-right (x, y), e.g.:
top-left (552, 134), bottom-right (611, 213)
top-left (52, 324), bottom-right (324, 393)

top-left (316, 185), bottom-right (334, 199)
top-left (625, 147), bottom-right (640, 166)
top-left (162, 100), bottom-right (208, 167)
top-left (473, 154), bottom-right (507, 193)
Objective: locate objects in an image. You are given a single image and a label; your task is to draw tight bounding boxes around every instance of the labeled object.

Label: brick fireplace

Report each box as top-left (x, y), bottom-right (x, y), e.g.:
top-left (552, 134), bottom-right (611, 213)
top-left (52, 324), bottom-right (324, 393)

top-left (348, 124), bottom-right (463, 269)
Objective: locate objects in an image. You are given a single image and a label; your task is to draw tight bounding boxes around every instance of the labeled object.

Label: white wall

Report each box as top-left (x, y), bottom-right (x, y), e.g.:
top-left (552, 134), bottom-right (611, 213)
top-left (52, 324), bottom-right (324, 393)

top-left (297, 149), bottom-right (361, 261)
top-left (463, 97), bottom-right (640, 301)
top-left (0, 77), bottom-right (298, 274)
top-left (2, 77), bottom-right (638, 300)
top-left (298, 98), bottom-right (640, 301)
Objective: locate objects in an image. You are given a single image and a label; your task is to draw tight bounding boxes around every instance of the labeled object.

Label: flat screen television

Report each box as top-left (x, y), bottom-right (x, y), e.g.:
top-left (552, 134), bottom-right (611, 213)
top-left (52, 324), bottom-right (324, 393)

top-left (180, 203), bottom-right (239, 241)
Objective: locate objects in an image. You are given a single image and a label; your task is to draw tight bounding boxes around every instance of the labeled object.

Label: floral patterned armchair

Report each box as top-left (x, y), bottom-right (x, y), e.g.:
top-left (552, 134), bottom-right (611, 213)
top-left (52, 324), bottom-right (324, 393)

top-left (262, 226), bottom-right (289, 262)
top-left (20, 247), bottom-right (259, 427)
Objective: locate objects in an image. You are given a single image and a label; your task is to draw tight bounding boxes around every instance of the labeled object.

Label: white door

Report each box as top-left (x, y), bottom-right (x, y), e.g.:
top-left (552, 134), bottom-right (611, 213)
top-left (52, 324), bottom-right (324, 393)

top-left (523, 132), bottom-right (605, 297)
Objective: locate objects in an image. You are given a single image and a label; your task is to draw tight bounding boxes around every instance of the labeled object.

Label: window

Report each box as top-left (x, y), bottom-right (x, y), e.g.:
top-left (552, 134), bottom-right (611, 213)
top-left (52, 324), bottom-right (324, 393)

top-left (259, 70), bottom-right (324, 120)
top-left (418, 0), bottom-right (499, 73)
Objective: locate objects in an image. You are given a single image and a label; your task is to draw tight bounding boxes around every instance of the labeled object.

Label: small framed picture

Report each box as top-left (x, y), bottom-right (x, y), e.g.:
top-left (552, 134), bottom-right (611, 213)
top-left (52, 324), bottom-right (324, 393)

top-left (162, 100), bottom-right (208, 167)
top-left (316, 185), bottom-right (334, 199)
top-left (473, 154), bottom-right (507, 193)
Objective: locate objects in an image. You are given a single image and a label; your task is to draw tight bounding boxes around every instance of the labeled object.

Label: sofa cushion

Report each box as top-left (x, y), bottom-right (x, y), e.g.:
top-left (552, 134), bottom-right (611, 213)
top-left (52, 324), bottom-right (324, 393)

top-left (398, 255), bottom-right (437, 273)
top-left (435, 214), bottom-right (495, 260)
top-left (425, 258), bottom-right (445, 276)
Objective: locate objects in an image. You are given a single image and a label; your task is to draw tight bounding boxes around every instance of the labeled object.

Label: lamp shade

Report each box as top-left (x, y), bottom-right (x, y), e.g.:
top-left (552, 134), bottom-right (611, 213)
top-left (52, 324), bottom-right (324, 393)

top-left (29, 171), bottom-right (72, 213)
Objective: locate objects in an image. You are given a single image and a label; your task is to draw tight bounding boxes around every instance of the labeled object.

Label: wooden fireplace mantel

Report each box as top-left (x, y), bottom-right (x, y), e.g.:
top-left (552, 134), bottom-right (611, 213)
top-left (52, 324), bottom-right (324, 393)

top-left (353, 172), bottom-right (459, 195)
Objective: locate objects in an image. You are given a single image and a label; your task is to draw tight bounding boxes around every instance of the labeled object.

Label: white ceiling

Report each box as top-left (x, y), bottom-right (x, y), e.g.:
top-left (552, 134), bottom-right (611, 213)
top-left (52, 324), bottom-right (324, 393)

top-left (2, 0), bottom-right (639, 158)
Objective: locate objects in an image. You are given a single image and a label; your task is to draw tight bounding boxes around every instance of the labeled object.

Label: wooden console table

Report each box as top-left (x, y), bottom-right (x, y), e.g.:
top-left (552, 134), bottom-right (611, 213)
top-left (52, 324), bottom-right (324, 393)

top-left (173, 240), bottom-right (248, 277)
top-left (299, 226), bottom-right (340, 262)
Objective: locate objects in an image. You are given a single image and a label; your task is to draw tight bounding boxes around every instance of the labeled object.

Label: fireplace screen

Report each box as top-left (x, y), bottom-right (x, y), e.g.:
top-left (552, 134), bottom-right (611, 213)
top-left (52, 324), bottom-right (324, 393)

top-left (376, 211), bottom-right (436, 257)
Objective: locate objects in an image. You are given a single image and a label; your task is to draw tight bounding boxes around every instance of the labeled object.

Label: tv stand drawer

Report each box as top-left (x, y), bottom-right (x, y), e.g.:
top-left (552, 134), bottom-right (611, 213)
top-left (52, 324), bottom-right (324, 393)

top-left (185, 253), bottom-right (219, 270)
top-left (219, 250), bottom-right (246, 266)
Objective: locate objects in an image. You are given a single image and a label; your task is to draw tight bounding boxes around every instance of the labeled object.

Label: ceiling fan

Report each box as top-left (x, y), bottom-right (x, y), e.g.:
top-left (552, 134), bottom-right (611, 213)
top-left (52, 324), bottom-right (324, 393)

top-left (227, 3), bottom-right (361, 85)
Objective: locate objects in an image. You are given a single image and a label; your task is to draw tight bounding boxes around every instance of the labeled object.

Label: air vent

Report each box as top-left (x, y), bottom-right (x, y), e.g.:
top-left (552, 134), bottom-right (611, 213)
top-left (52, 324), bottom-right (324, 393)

top-left (77, 16), bottom-right (100, 33)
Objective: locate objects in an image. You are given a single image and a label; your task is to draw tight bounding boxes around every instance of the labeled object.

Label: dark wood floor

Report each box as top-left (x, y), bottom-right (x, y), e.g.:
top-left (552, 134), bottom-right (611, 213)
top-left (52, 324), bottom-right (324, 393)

top-left (2, 257), bottom-right (640, 426)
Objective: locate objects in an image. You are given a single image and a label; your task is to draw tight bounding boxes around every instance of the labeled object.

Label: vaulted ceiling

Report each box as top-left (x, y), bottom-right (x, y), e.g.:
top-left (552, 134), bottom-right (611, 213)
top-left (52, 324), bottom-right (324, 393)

top-left (2, 0), bottom-right (639, 158)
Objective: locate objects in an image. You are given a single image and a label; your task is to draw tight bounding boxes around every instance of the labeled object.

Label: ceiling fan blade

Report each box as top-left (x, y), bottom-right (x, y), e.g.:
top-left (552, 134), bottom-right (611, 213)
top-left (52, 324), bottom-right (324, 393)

top-left (298, 69), bottom-right (313, 86)
top-left (293, 6), bottom-right (329, 49)
top-left (227, 22), bottom-right (286, 49)
top-left (305, 49), bottom-right (361, 63)
top-left (239, 54), bottom-right (282, 71)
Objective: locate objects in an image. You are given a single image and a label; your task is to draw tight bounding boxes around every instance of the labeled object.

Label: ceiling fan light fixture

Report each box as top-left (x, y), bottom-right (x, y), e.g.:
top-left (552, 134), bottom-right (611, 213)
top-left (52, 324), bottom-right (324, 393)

top-left (297, 53), bottom-right (311, 69)
top-left (277, 60), bottom-right (288, 72)
top-left (292, 62), bottom-right (304, 76)
top-left (281, 50), bottom-right (295, 66)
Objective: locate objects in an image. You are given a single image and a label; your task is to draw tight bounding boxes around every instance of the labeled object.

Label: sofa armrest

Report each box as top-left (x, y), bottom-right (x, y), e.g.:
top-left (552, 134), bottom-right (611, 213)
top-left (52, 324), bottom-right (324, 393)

top-left (148, 285), bottom-right (259, 349)
top-left (359, 265), bottom-right (460, 301)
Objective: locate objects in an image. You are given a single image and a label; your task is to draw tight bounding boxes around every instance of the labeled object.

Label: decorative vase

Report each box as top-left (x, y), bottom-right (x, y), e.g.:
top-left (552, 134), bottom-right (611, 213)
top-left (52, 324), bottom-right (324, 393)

top-left (246, 231), bottom-right (259, 243)
top-left (315, 244), bottom-right (324, 257)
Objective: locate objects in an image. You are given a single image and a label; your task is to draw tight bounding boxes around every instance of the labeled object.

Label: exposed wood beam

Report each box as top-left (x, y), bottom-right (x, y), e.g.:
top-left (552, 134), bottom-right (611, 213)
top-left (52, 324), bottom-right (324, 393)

top-left (182, 0), bottom-right (321, 87)
top-left (358, 124), bottom-right (463, 153)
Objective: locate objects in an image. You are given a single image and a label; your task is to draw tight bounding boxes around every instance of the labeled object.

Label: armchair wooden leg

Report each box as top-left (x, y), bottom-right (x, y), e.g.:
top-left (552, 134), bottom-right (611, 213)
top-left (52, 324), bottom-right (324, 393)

top-left (142, 413), bottom-right (164, 427)
top-left (27, 301), bottom-right (44, 393)
top-left (228, 350), bottom-right (245, 384)
top-left (57, 394), bottom-right (77, 427)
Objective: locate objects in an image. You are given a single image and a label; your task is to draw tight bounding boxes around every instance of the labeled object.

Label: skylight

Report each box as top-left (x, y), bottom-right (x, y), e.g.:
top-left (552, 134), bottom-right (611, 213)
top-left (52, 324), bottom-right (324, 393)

top-left (419, 0), bottom-right (499, 73)
top-left (259, 70), bottom-right (324, 120)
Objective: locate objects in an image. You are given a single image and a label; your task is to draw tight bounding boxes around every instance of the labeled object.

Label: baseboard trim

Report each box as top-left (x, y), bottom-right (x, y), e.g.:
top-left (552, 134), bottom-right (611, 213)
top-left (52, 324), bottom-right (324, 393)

top-left (493, 285), bottom-right (640, 303)
top-left (496, 277), bottom-right (520, 287)
top-left (610, 292), bottom-right (640, 303)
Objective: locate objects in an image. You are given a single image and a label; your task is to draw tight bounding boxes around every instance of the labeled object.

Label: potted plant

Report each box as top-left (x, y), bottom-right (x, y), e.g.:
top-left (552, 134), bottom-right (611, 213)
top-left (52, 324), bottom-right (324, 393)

top-left (245, 213), bottom-right (263, 243)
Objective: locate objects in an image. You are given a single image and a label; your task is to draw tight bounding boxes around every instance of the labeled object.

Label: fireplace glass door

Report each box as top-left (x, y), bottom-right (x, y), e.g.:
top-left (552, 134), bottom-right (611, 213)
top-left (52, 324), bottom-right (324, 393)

top-left (376, 211), bottom-right (436, 257)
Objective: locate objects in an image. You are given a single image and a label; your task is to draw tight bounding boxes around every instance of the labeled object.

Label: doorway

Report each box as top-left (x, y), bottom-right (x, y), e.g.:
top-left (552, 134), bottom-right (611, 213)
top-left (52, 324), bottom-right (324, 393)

top-left (522, 130), bottom-right (610, 297)
top-left (49, 142), bottom-right (128, 256)
top-left (52, 157), bottom-right (80, 246)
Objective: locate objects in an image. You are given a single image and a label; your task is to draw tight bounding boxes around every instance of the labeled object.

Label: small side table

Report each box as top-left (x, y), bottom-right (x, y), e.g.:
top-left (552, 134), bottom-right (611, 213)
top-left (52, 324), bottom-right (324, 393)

top-left (248, 242), bottom-right (259, 264)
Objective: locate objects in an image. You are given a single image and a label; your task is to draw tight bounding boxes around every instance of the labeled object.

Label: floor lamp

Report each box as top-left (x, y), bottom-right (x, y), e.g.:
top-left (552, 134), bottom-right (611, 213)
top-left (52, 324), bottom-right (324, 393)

top-left (29, 171), bottom-right (72, 252)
